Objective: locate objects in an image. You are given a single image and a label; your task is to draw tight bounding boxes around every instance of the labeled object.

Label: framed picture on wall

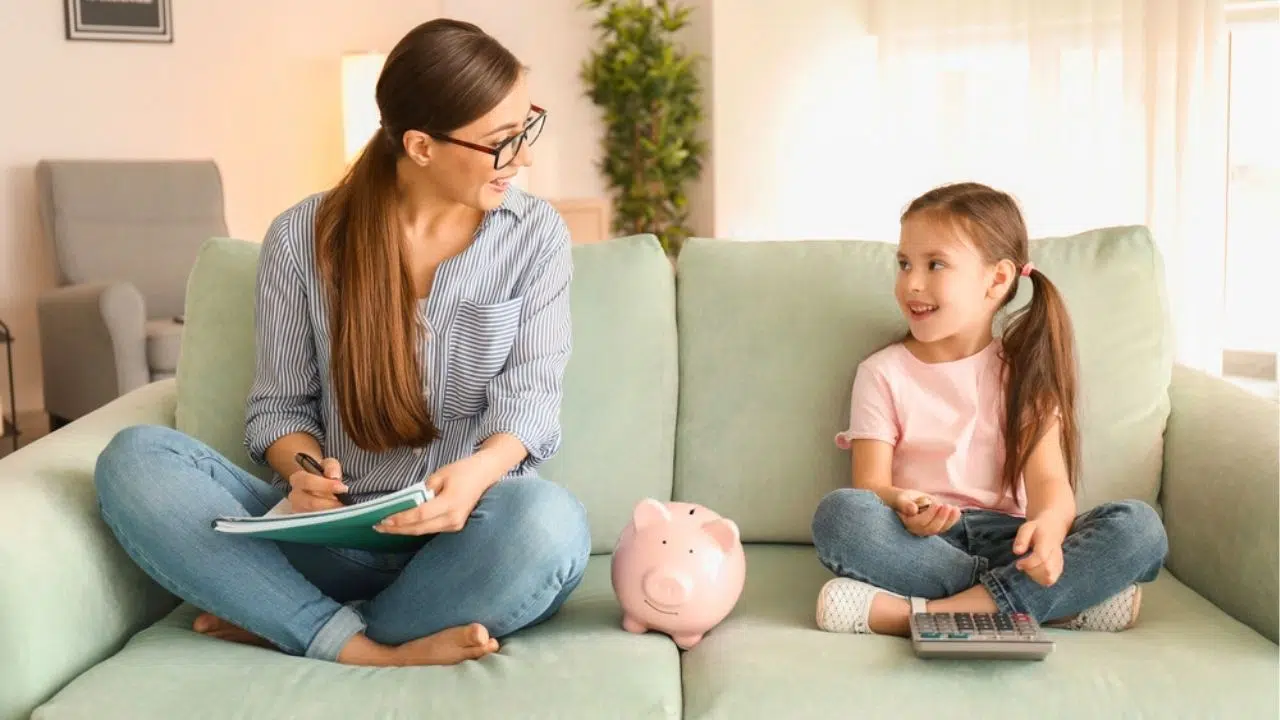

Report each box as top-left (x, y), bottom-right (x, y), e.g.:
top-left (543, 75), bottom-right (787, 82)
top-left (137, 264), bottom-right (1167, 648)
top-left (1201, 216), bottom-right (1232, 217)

top-left (64, 0), bottom-right (173, 43)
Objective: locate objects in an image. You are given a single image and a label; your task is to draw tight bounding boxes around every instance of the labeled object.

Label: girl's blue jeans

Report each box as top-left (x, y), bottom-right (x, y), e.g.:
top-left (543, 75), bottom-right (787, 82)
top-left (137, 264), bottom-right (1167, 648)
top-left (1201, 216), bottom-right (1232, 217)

top-left (811, 488), bottom-right (1168, 622)
top-left (94, 425), bottom-right (591, 661)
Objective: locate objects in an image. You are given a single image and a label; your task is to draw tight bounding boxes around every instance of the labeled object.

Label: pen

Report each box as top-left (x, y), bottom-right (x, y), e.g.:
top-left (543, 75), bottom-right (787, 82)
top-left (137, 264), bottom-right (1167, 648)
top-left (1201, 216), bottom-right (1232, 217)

top-left (294, 452), bottom-right (354, 506)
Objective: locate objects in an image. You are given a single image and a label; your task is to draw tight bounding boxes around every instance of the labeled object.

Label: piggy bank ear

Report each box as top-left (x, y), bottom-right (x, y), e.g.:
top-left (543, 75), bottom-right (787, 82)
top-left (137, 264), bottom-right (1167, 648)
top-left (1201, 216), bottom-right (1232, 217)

top-left (633, 498), bottom-right (672, 530)
top-left (702, 518), bottom-right (740, 552)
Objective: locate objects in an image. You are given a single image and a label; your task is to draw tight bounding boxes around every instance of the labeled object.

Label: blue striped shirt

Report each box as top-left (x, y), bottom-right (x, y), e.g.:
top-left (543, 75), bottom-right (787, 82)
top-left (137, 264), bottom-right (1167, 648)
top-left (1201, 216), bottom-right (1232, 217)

top-left (243, 186), bottom-right (573, 499)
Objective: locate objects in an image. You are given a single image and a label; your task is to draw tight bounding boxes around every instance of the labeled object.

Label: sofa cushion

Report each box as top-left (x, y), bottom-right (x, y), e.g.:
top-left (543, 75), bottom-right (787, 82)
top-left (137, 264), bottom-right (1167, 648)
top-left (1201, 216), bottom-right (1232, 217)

top-left (176, 234), bottom-right (677, 553)
top-left (678, 546), bottom-right (1278, 719)
top-left (673, 228), bottom-right (1172, 542)
top-left (30, 556), bottom-right (682, 719)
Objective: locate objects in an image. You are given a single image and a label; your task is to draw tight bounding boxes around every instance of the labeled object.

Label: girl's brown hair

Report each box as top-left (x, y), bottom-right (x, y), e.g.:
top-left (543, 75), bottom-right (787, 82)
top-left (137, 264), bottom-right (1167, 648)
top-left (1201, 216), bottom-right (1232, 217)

top-left (902, 182), bottom-right (1080, 498)
top-left (314, 19), bottom-right (523, 452)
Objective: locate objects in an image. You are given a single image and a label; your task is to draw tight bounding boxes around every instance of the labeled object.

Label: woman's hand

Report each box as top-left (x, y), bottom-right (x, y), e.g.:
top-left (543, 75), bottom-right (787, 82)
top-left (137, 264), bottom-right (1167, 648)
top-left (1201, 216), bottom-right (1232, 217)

top-left (893, 490), bottom-right (961, 537)
top-left (375, 454), bottom-right (502, 536)
top-left (287, 457), bottom-right (348, 513)
top-left (1013, 520), bottom-right (1065, 586)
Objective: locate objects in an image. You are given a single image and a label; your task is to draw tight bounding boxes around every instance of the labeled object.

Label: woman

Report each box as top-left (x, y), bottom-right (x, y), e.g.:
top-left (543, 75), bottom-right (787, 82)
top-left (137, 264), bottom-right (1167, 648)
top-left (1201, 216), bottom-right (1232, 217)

top-left (94, 18), bottom-right (591, 668)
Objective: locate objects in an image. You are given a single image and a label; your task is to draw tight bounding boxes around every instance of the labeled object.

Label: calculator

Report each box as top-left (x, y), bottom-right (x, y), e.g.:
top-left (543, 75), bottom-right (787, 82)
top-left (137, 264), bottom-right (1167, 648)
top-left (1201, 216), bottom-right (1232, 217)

top-left (909, 611), bottom-right (1054, 660)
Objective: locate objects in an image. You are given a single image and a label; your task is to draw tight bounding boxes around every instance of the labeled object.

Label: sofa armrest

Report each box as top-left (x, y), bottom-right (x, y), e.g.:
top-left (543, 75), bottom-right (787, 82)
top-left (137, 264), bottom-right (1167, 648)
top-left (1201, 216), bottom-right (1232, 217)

top-left (1160, 365), bottom-right (1279, 643)
top-left (0, 380), bottom-right (179, 720)
top-left (37, 282), bottom-right (149, 420)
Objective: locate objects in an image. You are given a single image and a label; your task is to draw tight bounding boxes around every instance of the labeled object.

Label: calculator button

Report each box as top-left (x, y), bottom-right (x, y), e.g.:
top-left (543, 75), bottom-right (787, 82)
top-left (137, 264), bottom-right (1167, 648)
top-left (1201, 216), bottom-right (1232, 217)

top-left (920, 631), bottom-right (941, 639)
top-left (947, 632), bottom-right (970, 639)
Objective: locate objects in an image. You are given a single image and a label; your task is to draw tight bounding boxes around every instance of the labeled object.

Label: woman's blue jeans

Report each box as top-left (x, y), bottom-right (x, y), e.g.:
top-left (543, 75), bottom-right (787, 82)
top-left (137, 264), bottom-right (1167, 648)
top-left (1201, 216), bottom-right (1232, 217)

top-left (95, 425), bottom-right (591, 661)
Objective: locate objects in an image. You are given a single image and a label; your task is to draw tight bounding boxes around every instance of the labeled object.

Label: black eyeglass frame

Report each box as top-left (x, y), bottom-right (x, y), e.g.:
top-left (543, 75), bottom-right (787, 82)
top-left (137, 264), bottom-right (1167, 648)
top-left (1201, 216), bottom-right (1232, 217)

top-left (429, 105), bottom-right (547, 170)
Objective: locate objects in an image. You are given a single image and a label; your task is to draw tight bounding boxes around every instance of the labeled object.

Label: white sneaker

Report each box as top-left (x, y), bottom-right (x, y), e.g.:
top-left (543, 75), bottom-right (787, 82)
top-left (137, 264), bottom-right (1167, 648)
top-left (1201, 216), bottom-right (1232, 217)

top-left (815, 578), bottom-right (902, 634)
top-left (1052, 585), bottom-right (1143, 632)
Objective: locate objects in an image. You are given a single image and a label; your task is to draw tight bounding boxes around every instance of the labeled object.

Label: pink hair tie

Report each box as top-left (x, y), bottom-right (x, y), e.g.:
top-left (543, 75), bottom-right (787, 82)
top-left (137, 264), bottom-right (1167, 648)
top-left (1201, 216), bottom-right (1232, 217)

top-left (1020, 262), bottom-right (1036, 277)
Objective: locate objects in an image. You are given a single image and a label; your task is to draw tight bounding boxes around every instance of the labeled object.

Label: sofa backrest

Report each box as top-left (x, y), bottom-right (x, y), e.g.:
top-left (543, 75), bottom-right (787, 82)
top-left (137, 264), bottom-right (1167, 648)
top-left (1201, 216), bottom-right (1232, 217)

top-left (177, 226), bottom-right (1174, 551)
top-left (673, 226), bottom-right (1174, 543)
top-left (175, 238), bottom-right (264, 480)
top-left (175, 235), bottom-right (678, 554)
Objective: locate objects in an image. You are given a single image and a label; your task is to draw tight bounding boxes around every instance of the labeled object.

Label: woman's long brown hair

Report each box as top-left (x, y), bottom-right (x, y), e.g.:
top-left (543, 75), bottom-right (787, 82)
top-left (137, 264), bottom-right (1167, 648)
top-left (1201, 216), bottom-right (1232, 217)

top-left (314, 19), bottom-right (522, 452)
top-left (903, 182), bottom-right (1080, 500)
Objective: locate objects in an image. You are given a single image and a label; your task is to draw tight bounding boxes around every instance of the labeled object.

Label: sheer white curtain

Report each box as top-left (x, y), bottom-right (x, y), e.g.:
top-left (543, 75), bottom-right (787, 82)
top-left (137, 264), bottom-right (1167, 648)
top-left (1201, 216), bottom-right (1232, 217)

top-left (844, 0), bottom-right (1230, 373)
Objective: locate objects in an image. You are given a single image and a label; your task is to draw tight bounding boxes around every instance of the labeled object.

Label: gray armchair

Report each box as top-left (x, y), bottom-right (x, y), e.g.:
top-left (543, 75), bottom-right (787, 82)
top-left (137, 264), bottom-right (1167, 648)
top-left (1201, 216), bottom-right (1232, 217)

top-left (35, 159), bottom-right (228, 427)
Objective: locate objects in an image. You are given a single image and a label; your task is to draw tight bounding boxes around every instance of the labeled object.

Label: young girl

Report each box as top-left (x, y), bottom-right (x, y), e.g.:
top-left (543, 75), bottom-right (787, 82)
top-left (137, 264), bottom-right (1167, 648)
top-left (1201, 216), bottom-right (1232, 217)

top-left (812, 182), bottom-right (1167, 636)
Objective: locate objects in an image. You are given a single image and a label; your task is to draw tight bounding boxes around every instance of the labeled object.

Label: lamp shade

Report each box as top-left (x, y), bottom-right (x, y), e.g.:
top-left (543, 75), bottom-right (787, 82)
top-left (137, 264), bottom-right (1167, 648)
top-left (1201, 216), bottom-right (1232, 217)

top-left (341, 52), bottom-right (387, 164)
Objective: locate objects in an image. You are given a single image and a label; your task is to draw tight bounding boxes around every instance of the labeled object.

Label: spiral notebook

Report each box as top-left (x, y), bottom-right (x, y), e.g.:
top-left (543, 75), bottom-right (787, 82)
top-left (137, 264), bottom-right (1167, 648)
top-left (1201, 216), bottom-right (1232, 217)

top-left (212, 482), bottom-right (434, 551)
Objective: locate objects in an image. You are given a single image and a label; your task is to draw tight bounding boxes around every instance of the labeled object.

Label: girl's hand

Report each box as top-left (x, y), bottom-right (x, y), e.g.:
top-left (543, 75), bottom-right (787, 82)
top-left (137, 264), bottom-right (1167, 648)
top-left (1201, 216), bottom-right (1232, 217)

top-left (893, 490), bottom-right (961, 537)
top-left (1013, 520), bottom-right (1064, 586)
top-left (375, 454), bottom-right (501, 536)
top-left (286, 457), bottom-right (348, 513)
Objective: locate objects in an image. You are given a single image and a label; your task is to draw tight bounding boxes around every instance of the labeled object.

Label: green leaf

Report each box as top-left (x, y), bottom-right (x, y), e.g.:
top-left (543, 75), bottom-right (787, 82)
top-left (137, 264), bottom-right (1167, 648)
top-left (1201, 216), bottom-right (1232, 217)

top-left (578, 0), bottom-right (706, 258)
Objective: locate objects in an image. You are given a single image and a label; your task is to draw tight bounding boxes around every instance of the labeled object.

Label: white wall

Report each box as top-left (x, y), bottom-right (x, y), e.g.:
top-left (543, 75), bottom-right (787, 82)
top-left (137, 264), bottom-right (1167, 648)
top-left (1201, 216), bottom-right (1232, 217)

top-left (707, 0), bottom-right (875, 240)
top-left (680, 0), bottom-right (716, 239)
top-left (0, 0), bottom-right (442, 413)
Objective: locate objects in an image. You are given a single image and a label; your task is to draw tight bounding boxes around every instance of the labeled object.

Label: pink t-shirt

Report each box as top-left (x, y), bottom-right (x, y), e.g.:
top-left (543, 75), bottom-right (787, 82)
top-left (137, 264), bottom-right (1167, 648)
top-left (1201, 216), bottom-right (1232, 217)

top-left (834, 341), bottom-right (1025, 516)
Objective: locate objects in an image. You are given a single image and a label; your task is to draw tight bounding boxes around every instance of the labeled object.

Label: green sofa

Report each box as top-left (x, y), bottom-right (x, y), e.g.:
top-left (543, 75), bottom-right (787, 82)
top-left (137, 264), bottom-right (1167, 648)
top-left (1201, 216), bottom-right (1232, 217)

top-left (3, 228), bottom-right (1277, 719)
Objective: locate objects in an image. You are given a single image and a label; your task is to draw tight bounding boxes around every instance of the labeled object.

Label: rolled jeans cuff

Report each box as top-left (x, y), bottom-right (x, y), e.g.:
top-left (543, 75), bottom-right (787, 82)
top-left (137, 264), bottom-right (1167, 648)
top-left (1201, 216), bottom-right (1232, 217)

top-left (979, 570), bottom-right (1020, 616)
top-left (305, 604), bottom-right (366, 661)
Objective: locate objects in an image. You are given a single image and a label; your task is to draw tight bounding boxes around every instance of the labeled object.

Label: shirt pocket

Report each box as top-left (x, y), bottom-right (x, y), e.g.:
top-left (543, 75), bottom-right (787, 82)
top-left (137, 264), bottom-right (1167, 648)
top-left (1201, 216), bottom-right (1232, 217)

top-left (440, 297), bottom-right (523, 421)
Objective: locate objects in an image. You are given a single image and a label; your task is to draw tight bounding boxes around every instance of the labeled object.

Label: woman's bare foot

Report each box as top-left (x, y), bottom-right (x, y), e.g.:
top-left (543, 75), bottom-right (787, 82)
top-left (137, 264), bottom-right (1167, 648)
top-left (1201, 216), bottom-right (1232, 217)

top-left (193, 613), bottom-right (275, 649)
top-left (337, 623), bottom-right (499, 667)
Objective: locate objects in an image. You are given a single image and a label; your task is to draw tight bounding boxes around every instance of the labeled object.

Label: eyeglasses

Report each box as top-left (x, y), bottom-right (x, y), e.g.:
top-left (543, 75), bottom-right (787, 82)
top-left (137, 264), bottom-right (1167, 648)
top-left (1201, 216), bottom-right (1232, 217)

top-left (430, 105), bottom-right (547, 170)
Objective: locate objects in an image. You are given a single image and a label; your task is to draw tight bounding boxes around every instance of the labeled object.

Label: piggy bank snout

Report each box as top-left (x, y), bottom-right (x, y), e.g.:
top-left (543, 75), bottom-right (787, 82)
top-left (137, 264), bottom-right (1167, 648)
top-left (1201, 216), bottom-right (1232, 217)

top-left (642, 568), bottom-right (693, 606)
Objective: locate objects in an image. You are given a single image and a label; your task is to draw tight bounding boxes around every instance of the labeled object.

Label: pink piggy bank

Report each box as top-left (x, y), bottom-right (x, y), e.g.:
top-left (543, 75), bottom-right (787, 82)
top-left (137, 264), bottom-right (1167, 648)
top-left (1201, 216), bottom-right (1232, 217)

top-left (611, 499), bottom-right (746, 649)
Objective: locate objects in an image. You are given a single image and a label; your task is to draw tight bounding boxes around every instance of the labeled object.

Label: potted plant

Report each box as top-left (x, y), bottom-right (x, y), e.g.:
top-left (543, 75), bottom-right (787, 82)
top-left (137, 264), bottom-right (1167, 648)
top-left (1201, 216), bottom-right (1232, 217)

top-left (580, 0), bottom-right (707, 258)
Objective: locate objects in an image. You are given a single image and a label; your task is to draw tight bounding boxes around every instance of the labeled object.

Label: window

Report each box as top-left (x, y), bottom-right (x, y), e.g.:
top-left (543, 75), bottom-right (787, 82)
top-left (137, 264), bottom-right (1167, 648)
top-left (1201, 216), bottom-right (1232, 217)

top-left (1222, 8), bottom-right (1279, 386)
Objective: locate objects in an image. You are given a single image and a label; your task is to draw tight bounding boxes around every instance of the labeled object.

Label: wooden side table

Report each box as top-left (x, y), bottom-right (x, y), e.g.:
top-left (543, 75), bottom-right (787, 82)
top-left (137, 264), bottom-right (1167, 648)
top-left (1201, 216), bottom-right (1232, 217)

top-left (0, 319), bottom-right (18, 452)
